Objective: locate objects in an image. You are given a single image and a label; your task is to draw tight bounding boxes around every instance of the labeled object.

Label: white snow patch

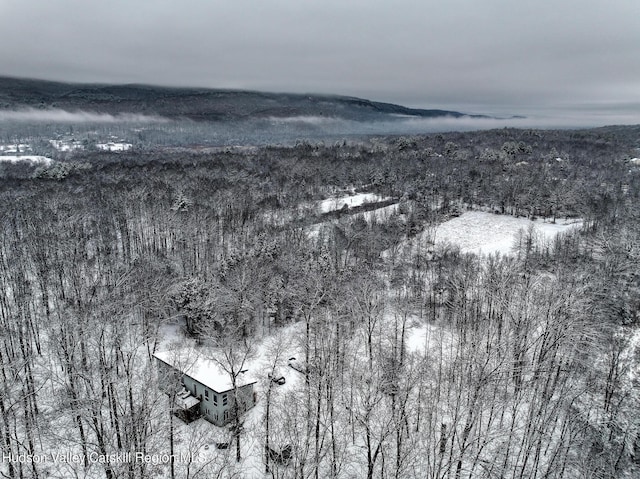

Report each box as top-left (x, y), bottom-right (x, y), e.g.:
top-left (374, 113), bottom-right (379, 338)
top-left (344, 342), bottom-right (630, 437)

top-left (97, 142), bottom-right (132, 151)
top-left (0, 155), bottom-right (53, 164)
top-left (0, 143), bottom-right (31, 153)
top-left (50, 139), bottom-right (84, 151)
top-left (406, 322), bottom-right (456, 357)
top-left (629, 158), bottom-right (640, 165)
top-left (316, 193), bottom-right (389, 213)
top-left (157, 321), bottom-right (183, 348)
top-left (624, 327), bottom-right (640, 384)
top-left (305, 222), bottom-right (327, 240)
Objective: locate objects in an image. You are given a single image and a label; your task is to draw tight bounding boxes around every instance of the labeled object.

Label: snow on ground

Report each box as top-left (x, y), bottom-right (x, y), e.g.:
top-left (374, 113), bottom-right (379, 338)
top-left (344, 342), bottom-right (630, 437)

top-left (433, 211), bottom-right (582, 256)
top-left (305, 222), bottom-right (327, 240)
top-left (97, 142), bottom-right (132, 152)
top-left (316, 192), bottom-right (389, 213)
top-left (404, 319), bottom-right (459, 374)
top-left (0, 155), bottom-right (53, 164)
top-left (630, 158), bottom-right (640, 165)
top-left (50, 139), bottom-right (84, 151)
top-left (623, 327), bottom-right (640, 385)
top-left (405, 321), bottom-right (455, 355)
top-left (358, 202), bottom-right (400, 222)
top-left (306, 202), bottom-right (400, 240)
top-left (157, 321), bottom-right (183, 348)
top-left (0, 143), bottom-right (31, 153)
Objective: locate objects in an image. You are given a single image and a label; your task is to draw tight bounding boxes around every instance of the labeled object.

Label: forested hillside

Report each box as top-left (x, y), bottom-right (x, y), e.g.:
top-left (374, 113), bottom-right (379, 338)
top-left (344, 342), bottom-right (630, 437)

top-left (1, 126), bottom-right (639, 478)
top-left (0, 76), bottom-right (475, 122)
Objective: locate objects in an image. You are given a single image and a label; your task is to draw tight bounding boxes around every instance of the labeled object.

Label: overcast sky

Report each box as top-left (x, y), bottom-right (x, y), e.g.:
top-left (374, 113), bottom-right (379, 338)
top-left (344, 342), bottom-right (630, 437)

top-left (1, 0), bottom-right (639, 118)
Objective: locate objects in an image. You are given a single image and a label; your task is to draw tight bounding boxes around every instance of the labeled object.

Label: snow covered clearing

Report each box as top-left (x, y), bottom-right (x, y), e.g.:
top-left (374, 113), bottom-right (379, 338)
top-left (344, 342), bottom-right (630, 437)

top-left (432, 211), bottom-right (582, 255)
top-left (0, 155), bottom-right (53, 164)
top-left (394, 211), bottom-right (581, 257)
top-left (97, 142), bottom-right (133, 151)
top-left (50, 139), bottom-right (84, 151)
top-left (0, 143), bottom-right (31, 153)
top-left (316, 192), bottom-right (390, 213)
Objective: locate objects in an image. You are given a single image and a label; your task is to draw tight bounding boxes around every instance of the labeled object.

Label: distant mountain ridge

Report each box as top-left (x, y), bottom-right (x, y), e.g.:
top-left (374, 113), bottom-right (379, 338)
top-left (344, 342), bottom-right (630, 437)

top-left (0, 76), bottom-right (486, 122)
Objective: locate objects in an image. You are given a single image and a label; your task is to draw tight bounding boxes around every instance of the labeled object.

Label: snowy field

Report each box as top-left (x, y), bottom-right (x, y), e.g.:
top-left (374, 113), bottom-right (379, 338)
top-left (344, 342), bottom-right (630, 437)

top-left (433, 211), bottom-right (582, 256)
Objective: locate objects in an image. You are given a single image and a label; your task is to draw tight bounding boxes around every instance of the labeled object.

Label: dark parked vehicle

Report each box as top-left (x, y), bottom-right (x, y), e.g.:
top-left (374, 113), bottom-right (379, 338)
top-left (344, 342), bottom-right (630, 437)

top-left (268, 371), bottom-right (286, 385)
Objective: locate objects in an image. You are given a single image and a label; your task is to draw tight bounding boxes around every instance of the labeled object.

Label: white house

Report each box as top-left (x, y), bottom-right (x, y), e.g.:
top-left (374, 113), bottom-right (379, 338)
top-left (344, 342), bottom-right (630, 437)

top-left (154, 350), bottom-right (257, 426)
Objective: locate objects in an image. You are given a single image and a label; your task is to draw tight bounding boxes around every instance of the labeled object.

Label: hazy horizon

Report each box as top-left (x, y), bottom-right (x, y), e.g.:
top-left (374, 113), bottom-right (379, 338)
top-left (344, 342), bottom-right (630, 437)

top-left (1, 0), bottom-right (638, 127)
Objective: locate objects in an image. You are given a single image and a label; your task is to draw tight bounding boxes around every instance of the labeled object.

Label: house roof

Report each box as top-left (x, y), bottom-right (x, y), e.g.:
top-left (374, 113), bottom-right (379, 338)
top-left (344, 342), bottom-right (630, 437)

top-left (154, 349), bottom-right (257, 393)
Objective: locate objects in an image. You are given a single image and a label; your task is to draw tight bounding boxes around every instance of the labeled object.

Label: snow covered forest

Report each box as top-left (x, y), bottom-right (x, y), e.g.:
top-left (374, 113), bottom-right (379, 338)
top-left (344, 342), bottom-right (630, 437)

top-left (1, 126), bottom-right (640, 478)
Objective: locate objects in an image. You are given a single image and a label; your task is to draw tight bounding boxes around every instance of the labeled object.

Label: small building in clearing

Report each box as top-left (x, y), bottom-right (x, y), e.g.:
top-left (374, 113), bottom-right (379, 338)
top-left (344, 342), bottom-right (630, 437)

top-left (154, 349), bottom-right (257, 426)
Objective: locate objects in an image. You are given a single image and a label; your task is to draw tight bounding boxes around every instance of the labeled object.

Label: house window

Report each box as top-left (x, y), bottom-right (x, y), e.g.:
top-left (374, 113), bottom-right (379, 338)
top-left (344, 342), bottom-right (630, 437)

top-left (223, 410), bottom-right (229, 421)
top-left (205, 389), bottom-right (209, 401)
top-left (222, 394), bottom-right (228, 406)
top-left (213, 394), bottom-right (218, 406)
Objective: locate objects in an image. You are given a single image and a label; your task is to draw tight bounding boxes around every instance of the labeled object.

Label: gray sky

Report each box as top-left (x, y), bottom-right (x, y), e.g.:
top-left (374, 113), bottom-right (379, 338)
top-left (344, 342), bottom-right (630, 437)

top-left (1, 0), bottom-right (639, 117)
